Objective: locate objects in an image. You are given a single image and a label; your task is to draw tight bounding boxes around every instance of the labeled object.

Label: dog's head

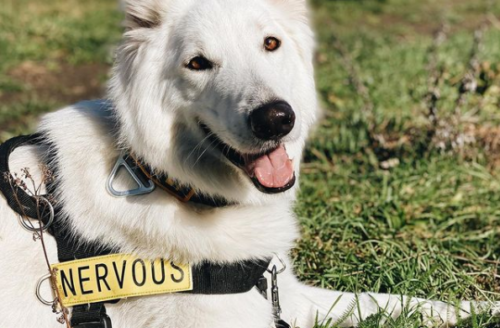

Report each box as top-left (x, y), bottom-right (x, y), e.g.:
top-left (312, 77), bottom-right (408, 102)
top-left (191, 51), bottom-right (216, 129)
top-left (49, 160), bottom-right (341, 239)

top-left (110, 0), bottom-right (318, 205)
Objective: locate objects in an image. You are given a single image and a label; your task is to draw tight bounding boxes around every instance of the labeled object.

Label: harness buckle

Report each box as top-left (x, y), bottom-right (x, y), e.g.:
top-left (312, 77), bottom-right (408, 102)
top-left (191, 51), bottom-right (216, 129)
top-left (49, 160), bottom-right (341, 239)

top-left (72, 316), bottom-right (111, 328)
top-left (71, 315), bottom-right (112, 328)
top-left (71, 304), bottom-right (113, 328)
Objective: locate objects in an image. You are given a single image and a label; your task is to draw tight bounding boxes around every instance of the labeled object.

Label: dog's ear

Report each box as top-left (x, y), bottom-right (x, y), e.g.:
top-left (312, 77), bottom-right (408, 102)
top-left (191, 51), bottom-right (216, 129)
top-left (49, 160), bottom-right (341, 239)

top-left (269, 0), bottom-right (308, 21)
top-left (122, 0), bottom-right (168, 29)
top-left (268, 0), bottom-right (315, 66)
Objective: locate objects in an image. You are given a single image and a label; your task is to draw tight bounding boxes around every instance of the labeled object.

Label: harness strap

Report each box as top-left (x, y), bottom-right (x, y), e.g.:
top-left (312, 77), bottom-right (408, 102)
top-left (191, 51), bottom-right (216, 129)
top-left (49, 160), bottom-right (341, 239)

top-left (0, 134), bottom-right (44, 220)
top-left (71, 304), bottom-right (111, 328)
top-left (0, 135), bottom-right (273, 328)
top-left (190, 258), bottom-right (270, 295)
top-left (0, 135), bottom-right (114, 328)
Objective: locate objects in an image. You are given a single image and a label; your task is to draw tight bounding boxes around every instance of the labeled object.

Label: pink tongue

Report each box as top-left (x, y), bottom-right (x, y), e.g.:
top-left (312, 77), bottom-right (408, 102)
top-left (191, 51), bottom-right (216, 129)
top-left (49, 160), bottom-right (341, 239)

top-left (247, 146), bottom-right (294, 189)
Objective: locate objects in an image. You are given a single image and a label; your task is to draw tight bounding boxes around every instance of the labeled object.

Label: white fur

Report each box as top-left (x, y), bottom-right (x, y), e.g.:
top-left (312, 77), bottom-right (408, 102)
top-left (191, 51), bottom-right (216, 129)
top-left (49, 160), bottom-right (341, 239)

top-left (0, 0), bottom-right (498, 327)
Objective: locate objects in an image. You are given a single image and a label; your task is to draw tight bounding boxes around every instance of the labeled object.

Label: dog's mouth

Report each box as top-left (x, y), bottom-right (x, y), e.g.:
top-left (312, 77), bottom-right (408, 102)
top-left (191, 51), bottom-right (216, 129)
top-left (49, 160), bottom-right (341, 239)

top-left (199, 123), bottom-right (295, 194)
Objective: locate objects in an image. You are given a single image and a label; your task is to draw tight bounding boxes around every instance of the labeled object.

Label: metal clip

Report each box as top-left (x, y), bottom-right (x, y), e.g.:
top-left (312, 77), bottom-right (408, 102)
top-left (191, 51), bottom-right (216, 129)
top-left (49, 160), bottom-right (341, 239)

top-left (270, 265), bottom-right (282, 323)
top-left (19, 196), bottom-right (54, 232)
top-left (272, 254), bottom-right (287, 274)
top-left (107, 152), bottom-right (155, 197)
top-left (266, 255), bottom-right (290, 328)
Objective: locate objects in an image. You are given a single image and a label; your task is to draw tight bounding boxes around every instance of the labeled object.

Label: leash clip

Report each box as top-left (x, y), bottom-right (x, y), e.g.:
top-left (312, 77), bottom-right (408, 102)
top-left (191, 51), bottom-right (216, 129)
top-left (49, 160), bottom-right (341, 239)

top-left (267, 255), bottom-right (290, 328)
top-left (268, 254), bottom-right (286, 274)
top-left (270, 265), bottom-right (282, 322)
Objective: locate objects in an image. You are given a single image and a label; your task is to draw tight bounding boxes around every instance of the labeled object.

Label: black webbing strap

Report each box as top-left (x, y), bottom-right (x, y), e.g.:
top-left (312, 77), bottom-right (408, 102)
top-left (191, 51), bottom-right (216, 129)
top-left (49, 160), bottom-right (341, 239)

top-left (41, 140), bottom-right (116, 328)
top-left (0, 134), bottom-right (44, 220)
top-left (0, 135), bottom-right (272, 328)
top-left (0, 135), bottom-right (113, 328)
top-left (190, 259), bottom-right (271, 294)
top-left (70, 304), bottom-right (112, 328)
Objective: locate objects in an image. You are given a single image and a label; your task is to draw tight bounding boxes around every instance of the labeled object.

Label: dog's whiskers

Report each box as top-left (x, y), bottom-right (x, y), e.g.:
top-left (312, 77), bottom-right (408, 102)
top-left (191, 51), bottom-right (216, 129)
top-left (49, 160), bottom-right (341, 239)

top-left (184, 132), bottom-right (214, 166)
top-left (191, 136), bottom-right (220, 169)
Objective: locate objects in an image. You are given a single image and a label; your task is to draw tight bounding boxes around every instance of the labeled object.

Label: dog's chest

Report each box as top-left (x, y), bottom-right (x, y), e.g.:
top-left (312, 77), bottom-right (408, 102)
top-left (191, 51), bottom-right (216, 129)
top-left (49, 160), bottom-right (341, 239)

top-left (107, 291), bottom-right (274, 328)
top-left (0, 105), bottom-right (297, 328)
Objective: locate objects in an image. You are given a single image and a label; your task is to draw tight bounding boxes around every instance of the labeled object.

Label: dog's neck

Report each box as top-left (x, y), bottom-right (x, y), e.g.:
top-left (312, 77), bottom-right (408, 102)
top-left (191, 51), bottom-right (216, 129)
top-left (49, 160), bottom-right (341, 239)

top-left (123, 153), bottom-right (231, 207)
top-left (38, 101), bottom-right (299, 264)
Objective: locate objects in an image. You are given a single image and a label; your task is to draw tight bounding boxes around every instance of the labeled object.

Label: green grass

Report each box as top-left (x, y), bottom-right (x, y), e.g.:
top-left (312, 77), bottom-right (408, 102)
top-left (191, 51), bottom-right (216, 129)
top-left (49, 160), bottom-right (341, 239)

top-left (1, 0), bottom-right (500, 327)
top-left (294, 0), bottom-right (500, 326)
top-left (0, 0), bottom-right (122, 140)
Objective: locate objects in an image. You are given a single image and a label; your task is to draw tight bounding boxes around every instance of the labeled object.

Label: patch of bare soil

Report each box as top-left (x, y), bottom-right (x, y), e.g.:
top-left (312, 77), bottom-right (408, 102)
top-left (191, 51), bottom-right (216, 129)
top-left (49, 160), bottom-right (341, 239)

top-left (376, 13), bottom-right (441, 36)
top-left (376, 12), bottom-right (489, 37)
top-left (475, 125), bottom-right (500, 167)
top-left (2, 60), bottom-right (109, 104)
top-left (369, 0), bottom-right (493, 38)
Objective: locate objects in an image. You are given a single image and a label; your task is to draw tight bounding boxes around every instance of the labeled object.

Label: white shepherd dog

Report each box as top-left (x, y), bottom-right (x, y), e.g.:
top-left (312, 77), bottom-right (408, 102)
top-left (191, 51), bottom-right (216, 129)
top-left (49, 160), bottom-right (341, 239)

top-left (0, 0), bottom-right (498, 327)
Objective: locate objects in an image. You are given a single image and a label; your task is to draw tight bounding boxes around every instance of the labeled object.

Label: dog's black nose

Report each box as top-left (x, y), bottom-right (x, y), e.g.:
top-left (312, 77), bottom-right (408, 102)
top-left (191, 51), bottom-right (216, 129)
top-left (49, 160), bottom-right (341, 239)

top-left (249, 101), bottom-right (295, 141)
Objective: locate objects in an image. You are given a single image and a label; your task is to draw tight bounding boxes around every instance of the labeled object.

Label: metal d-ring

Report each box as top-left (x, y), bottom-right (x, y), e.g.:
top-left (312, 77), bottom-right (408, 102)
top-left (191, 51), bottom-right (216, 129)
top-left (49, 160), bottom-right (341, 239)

top-left (107, 152), bottom-right (155, 197)
top-left (19, 196), bottom-right (54, 232)
top-left (267, 254), bottom-right (287, 275)
top-left (36, 273), bottom-right (55, 306)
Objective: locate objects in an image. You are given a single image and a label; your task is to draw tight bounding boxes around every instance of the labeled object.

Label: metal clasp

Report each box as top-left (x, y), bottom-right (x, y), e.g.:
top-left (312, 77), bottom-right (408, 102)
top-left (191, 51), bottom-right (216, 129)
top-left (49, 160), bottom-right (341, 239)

top-left (270, 265), bottom-right (282, 322)
top-left (267, 255), bottom-right (287, 326)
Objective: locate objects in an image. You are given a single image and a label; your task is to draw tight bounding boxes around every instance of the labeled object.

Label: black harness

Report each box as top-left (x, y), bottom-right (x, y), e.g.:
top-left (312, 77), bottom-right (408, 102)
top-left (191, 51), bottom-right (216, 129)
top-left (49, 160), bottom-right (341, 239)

top-left (0, 135), bottom-right (272, 328)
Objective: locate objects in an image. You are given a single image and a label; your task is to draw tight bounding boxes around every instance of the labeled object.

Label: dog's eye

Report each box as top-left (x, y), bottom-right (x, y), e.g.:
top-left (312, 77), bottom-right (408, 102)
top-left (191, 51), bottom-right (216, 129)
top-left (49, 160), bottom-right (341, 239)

top-left (186, 56), bottom-right (213, 71)
top-left (264, 37), bottom-right (281, 52)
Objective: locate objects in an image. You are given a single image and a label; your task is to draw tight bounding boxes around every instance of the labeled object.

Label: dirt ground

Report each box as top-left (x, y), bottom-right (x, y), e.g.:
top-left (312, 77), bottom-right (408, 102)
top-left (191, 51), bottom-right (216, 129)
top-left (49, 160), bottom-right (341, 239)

top-left (2, 60), bottom-right (109, 104)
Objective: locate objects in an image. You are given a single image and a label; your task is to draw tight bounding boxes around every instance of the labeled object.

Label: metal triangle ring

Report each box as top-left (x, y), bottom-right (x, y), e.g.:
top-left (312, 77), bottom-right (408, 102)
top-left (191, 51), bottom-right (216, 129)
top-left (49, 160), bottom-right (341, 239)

top-left (106, 152), bottom-right (155, 197)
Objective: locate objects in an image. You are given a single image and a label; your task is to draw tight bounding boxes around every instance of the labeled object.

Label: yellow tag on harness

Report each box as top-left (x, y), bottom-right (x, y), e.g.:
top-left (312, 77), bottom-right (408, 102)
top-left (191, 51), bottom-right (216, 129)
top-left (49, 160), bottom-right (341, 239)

top-left (51, 254), bottom-right (193, 307)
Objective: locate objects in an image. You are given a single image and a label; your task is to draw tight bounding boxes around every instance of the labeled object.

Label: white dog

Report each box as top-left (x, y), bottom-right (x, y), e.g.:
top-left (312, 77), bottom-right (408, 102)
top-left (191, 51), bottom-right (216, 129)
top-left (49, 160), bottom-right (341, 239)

top-left (0, 0), bottom-right (497, 327)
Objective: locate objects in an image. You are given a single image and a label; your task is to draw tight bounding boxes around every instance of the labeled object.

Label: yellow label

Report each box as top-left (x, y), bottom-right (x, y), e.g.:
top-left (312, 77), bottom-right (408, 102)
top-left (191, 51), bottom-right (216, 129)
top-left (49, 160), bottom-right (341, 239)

top-left (51, 254), bottom-right (192, 306)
